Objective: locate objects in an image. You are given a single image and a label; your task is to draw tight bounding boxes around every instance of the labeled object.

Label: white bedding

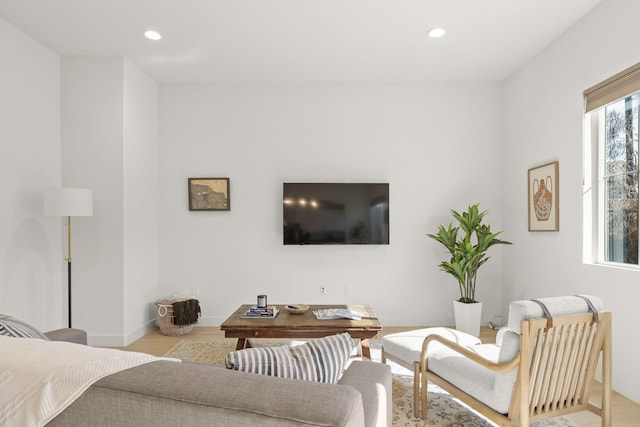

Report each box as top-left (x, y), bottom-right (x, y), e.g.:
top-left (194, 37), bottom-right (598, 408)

top-left (0, 336), bottom-right (174, 427)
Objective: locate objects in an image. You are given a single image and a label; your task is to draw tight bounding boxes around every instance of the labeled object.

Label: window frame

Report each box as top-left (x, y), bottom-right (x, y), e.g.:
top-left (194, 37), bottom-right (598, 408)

top-left (584, 64), bottom-right (640, 268)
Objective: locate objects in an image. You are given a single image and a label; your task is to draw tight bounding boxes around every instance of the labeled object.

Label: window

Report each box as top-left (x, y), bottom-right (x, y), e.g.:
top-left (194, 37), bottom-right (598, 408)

top-left (601, 94), bottom-right (639, 263)
top-left (584, 62), bottom-right (640, 266)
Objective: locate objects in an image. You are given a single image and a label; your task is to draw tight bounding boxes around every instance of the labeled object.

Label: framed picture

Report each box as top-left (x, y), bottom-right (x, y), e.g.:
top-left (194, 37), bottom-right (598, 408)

top-left (188, 178), bottom-right (230, 211)
top-left (528, 161), bottom-right (559, 231)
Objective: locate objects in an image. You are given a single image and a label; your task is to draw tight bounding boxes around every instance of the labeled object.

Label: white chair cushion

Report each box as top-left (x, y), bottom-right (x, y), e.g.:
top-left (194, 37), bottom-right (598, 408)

top-left (496, 328), bottom-right (520, 363)
top-left (507, 295), bottom-right (603, 333)
top-left (428, 341), bottom-right (517, 414)
top-left (382, 327), bottom-right (481, 366)
top-left (383, 327), bottom-right (514, 412)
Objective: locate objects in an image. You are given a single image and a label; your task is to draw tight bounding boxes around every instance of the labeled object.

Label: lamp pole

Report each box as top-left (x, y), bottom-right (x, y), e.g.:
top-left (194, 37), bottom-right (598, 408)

top-left (44, 188), bottom-right (93, 329)
top-left (66, 215), bottom-right (72, 328)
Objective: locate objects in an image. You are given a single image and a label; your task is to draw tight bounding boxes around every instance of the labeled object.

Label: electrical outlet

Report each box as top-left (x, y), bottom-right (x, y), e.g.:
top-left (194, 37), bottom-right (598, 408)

top-left (320, 286), bottom-right (325, 295)
top-left (344, 285), bottom-right (351, 295)
top-left (191, 285), bottom-right (199, 296)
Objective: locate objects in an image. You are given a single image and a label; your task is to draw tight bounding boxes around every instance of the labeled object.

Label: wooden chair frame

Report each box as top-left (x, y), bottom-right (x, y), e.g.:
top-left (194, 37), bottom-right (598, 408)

top-left (415, 312), bottom-right (611, 426)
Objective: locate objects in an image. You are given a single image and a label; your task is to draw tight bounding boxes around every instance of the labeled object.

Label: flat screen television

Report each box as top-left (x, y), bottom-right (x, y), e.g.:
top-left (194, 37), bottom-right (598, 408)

top-left (283, 183), bottom-right (389, 245)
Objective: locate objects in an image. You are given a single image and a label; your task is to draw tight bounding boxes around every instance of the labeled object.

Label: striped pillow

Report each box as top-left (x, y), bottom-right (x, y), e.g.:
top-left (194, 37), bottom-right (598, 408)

top-left (0, 314), bottom-right (49, 339)
top-left (225, 333), bottom-right (354, 384)
top-left (225, 344), bottom-right (300, 378)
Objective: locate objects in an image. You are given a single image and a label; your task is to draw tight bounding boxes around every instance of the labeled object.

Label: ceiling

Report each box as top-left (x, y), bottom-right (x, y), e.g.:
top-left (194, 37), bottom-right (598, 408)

top-left (0, 0), bottom-right (603, 84)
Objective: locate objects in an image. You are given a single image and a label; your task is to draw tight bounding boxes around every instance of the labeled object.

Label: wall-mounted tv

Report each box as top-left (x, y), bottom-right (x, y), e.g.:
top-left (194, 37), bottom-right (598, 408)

top-left (283, 183), bottom-right (389, 245)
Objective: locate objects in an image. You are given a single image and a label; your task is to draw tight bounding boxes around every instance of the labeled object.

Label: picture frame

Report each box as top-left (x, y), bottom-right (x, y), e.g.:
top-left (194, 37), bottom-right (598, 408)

top-left (528, 161), bottom-right (559, 231)
top-left (188, 178), bottom-right (230, 211)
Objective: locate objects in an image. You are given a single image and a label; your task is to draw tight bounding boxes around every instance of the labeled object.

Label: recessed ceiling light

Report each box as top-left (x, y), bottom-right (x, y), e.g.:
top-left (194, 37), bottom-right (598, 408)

top-left (427, 27), bottom-right (446, 38)
top-left (144, 30), bottom-right (162, 41)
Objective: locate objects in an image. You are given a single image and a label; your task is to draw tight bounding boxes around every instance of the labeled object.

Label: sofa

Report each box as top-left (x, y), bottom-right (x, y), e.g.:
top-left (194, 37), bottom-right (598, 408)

top-left (48, 358), bottom-right (391, 427)
top-left (3, 320), bottom-right (392, 427)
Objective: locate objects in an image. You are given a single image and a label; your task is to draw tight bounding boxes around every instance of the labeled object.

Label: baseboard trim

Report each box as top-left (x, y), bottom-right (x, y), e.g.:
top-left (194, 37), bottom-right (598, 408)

top-left (125, 319), bottom-right (157, 345)
top-left (88, 319), bottom-right (157, 347)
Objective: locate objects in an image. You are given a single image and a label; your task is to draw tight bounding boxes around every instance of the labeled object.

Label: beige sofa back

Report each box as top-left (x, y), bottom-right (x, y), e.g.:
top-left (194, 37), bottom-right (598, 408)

top-left (48, 360), bottom-right (391, 427)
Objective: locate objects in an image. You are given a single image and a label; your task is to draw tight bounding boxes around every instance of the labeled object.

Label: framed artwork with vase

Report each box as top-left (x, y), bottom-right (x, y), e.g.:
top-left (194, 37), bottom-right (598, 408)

top-left (528, 161), bottom-right (559, 231)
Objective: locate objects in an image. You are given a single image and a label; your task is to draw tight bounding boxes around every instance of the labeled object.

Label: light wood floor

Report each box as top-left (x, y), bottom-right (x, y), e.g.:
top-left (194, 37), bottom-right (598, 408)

top-left (118, 326), bottom-right (640, 426)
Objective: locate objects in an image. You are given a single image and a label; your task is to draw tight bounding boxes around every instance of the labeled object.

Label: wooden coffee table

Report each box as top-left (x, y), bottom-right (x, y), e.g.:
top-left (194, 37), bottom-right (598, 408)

top-left (220, 304), bottom-right (382, 361)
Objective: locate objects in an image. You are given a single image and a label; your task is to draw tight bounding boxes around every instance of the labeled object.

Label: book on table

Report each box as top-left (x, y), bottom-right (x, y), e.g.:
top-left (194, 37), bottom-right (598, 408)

top-left (248, 305), bottom-right (278, 313)
top-left (312, 308), bottom-right (363, 321)
top-left (240, 305), bottom-right (279, 318)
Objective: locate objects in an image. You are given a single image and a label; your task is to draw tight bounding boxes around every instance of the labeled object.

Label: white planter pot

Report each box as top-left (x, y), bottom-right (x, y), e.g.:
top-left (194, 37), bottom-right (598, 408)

top-left (453, 300), bottom-right (483, 337)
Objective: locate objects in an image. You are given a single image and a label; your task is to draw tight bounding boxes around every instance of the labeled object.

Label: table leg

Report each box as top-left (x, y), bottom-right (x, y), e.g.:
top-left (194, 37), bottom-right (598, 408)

top-left (361, 338), bottom-right (371, 361)
top-left (236, 338), bottom-right (253, 350)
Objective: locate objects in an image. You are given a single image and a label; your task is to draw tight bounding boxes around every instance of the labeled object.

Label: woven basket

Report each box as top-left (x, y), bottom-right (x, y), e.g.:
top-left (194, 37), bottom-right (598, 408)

top-left (155, 301), bottom-right (194, 336)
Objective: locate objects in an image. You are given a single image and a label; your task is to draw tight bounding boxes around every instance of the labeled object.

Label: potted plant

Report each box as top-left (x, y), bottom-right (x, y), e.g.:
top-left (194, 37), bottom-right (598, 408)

top-left (427, 203), bottom-right (511, 336)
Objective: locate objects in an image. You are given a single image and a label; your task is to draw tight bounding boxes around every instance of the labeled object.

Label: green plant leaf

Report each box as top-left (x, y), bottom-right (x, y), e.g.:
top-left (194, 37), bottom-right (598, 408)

top-left (428, 203), bottom-right (512, 302)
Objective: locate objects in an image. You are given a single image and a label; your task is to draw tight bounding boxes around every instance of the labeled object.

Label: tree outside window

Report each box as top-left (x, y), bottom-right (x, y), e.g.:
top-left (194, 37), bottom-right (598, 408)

top-left (603, 94), bottom-right (639, 264)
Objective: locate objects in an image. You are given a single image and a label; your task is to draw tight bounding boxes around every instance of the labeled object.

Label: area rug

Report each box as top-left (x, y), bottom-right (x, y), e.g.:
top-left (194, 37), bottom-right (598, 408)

top-left (164, 339), bottom-right (577, 427)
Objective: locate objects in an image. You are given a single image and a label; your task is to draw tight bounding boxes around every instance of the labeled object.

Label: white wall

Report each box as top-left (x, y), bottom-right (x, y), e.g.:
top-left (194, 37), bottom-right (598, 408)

top-left (62, 56), bottom-right (160, 345)
top-left (61, 56), bottom-right (125, 343)
top-left (123, 58), bottom-right (160, 343)
top-left (502, 0), bottom-right (640, 402)
top-left (0, 17), bottom-right (63, 329)
top-left (159, 83), bottom-right (506, 327)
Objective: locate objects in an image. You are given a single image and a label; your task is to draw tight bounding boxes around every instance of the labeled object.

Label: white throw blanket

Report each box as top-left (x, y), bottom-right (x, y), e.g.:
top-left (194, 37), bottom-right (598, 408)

top-left (0, 336), bottom-right (175, 427)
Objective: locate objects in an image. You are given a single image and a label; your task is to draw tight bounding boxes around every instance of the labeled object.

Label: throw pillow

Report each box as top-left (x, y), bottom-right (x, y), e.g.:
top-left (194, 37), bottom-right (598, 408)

top-left (225, 344), bottom-right (300, 378)
top-left (289, 332), bottom-right (354, 383)
top-left (0, 314), bottom-right (49, 339)
top-left (225, 332), bottom-right (354, 384)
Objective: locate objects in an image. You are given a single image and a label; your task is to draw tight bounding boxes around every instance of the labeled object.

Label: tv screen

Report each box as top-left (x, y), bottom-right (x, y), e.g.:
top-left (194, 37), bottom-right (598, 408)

top-left (283, 183), bottom-right (389, 245)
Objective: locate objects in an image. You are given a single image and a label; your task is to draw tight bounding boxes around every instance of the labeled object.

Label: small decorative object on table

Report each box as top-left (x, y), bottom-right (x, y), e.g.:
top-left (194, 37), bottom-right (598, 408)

top-left (257, 294), bottom-right (268, 308)
top-left (284, 304), bottom-right (309, 314)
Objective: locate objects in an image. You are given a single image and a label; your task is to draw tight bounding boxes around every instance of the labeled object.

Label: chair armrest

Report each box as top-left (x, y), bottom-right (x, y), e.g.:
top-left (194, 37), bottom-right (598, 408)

top-left (45, 328), bottom-right (87, 345)
top-left (421, 333), bottom-right (519, 374)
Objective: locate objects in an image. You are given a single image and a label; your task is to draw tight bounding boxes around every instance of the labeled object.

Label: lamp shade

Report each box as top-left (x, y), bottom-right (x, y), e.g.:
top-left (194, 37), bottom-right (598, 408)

top-left (44, 188), bottom-right (93, 217)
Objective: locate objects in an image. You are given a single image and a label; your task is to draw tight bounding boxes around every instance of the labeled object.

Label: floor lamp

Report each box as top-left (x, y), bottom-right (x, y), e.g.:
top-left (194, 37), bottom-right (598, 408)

top-left (44, 188), bottom-right (93, 328)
